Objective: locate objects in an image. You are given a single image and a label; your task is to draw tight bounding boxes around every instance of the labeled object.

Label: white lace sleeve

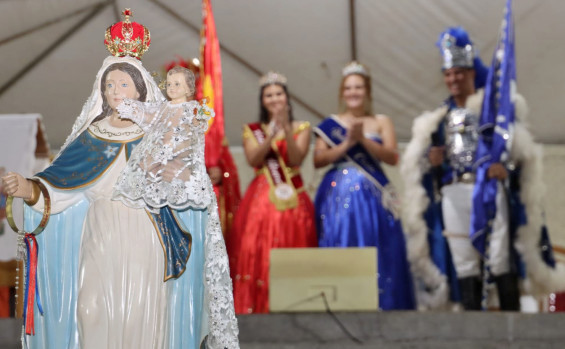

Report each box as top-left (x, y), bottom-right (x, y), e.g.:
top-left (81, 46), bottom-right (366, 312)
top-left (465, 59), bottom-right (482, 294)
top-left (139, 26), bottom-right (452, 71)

top-left (116, 98), bottom-right (163, 132)
top-left (113, 100), bottom-right (216, 212)
top-left (160, 101), bottom-right (214, 209)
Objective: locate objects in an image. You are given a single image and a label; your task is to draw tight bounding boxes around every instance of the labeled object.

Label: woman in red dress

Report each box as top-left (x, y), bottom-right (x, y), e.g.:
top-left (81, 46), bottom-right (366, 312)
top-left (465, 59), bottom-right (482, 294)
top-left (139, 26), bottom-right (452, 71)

top-left (228, 72), bottom-right (317, 314)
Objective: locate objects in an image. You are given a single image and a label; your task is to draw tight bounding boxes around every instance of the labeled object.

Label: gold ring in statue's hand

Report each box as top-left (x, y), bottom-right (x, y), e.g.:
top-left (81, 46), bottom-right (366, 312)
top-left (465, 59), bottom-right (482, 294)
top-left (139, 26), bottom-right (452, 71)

top-left (6, 178), bottom-right (50, 235)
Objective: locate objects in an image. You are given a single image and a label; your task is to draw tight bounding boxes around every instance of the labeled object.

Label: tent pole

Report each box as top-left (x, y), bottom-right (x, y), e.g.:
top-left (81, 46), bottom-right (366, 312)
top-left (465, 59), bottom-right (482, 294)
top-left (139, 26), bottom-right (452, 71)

top-left (349, 0), bottom-right (357, 61)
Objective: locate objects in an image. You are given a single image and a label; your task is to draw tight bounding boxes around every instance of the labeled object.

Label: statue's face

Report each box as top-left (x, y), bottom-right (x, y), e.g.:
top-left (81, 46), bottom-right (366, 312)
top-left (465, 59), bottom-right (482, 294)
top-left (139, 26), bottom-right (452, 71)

top-left (104, 69), bottom-right (140, 111)
top-left (167, 73), bottom-right (191, 103)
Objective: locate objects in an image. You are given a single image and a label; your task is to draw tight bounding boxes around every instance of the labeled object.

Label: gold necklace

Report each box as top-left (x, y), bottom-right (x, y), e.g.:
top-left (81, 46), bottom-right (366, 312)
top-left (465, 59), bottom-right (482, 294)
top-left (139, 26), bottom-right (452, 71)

top-left (90, 122), bottom-right (143, 137)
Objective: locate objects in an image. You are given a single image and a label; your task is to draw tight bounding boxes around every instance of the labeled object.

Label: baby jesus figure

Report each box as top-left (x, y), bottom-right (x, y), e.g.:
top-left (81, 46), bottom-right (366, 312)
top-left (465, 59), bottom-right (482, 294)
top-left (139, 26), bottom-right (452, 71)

top-left (113, 66), bottom-right (215, 213)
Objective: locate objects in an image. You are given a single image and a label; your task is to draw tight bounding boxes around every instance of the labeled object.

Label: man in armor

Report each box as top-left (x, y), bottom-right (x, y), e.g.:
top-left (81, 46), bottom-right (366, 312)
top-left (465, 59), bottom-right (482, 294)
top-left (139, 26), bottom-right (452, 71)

top-left (401, 27), bottom-right (520, 311)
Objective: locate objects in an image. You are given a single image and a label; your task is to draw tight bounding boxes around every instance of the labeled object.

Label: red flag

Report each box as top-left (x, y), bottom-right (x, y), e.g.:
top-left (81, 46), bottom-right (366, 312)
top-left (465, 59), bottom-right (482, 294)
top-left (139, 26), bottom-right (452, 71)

top-left (199, 0), bottom-right (241, 236)
top-left (200, 0), bottom-right (224, 168)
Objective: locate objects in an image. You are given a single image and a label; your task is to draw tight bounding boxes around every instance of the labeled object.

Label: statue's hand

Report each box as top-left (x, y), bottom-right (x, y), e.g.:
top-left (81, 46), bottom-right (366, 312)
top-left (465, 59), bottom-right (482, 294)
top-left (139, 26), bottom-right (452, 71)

top-left (1, 172), bottom-right (33, 199)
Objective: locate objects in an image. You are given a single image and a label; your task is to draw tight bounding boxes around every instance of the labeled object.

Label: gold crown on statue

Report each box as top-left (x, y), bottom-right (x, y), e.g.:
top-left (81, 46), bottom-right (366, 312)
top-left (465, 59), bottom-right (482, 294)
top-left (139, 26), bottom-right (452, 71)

top-left (104, 9), bottom-right (151, 59)
top-left (342, 61), bottom-right (370, 77)
top-left (259, 71), bottom-right (288, 87)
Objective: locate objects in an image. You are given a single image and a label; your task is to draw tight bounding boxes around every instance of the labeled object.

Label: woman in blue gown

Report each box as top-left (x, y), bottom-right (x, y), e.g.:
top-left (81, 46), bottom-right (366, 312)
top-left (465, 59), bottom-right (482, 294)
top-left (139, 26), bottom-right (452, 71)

top-left (313, 62), bottom-right (415, 310)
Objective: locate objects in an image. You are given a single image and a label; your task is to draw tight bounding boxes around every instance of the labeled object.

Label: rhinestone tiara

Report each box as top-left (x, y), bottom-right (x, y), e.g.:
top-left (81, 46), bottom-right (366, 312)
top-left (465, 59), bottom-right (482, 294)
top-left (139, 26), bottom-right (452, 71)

top-left (342, 61), bottom-right (369, 77)
top-left (259, 71), bottom-right (287, 87)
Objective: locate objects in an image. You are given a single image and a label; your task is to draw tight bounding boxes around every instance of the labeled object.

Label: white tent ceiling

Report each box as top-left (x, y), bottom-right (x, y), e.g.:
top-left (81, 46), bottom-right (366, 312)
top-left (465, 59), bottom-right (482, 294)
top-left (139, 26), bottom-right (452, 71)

top-left (0, 0), bottom-right (563, 151)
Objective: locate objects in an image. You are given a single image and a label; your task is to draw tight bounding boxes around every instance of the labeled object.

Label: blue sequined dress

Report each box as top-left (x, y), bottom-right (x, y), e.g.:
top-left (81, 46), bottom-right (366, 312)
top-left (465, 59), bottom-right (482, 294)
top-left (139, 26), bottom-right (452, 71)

top-left (314, 132), bottom-right (415, 310)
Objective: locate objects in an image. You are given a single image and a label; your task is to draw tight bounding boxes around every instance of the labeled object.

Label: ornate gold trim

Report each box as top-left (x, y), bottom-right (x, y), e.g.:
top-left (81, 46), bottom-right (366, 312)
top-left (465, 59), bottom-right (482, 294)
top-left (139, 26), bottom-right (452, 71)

top-left (39, 144), bottom-right (125, 190)
top-left (294, 121), bottom-right (311, 134)
top-left (242, 124), bottom-right (256, 142)
top-left (87, 127), bottom-right (144, 143)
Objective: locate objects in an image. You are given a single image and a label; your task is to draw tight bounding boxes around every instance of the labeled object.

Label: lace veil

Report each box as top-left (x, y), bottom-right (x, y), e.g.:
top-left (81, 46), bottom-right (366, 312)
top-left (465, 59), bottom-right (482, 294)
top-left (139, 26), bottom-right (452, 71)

top-left (54, 55), bottom-right (165, 160)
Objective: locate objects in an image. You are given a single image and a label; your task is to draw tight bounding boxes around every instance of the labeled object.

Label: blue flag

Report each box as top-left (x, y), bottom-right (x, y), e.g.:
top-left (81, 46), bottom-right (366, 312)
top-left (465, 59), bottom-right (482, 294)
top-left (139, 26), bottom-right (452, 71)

top-left (471, 0), bottom-right (516, 255)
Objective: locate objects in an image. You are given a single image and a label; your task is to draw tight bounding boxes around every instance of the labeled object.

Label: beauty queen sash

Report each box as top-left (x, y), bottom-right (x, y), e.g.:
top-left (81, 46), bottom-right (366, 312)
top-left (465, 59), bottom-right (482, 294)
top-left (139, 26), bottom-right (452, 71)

top-left (314, 116), bottom-right (401, 219)
top-left (246, 123), bottom-right (301, 211)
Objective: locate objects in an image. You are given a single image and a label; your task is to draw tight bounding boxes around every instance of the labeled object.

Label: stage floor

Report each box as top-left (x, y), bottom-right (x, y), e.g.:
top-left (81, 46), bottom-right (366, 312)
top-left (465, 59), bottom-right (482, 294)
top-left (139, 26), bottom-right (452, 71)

top-left (2, 311), bottom-right (565, 348)
top-left (237, 311), bottom-right (565, 349)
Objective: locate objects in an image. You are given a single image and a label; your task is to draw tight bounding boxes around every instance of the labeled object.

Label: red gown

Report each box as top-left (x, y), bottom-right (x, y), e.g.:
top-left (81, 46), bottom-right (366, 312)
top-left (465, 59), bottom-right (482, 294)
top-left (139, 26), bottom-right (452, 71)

top-left (228, 122), bottom-right (317, 314)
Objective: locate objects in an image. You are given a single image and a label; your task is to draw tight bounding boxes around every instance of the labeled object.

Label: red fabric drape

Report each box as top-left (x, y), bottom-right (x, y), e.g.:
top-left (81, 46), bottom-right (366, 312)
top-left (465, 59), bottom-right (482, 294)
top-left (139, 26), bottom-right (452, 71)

top-left (200, 0), bottom-right (224, 169)
top-left (0, 287), bottom-right (10, 318)
top-left (199, 0), bottom-right (241, 236)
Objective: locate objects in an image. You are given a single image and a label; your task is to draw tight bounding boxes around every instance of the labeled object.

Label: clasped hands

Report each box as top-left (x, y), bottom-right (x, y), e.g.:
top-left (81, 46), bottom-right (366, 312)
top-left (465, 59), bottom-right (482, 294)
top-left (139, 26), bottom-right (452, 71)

top-left (344, 119), bottom-right (364, 149)
top-left (267, 105), bottom-right (292, 137)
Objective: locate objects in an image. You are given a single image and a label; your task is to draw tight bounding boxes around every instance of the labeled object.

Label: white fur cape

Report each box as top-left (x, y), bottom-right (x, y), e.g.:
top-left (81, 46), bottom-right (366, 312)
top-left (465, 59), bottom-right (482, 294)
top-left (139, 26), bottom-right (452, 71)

top-left (400, 89), bottom-right (565, 310)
